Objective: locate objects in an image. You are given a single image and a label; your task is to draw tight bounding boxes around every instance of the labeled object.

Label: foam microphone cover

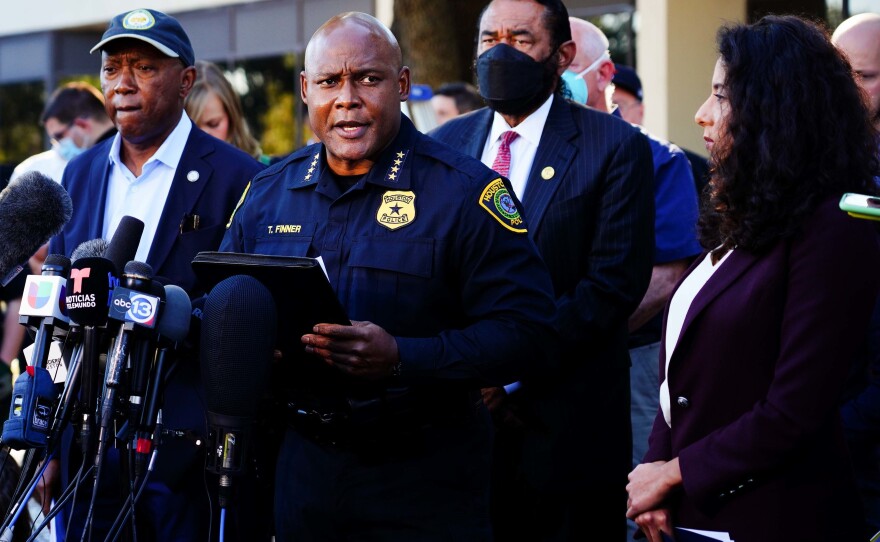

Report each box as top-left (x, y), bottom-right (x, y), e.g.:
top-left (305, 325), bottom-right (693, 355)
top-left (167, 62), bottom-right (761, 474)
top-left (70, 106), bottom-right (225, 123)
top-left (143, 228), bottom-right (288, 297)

top-left (123, 260), bottom-right (153, 284)
top-left (42, 254), bottom-right (72, 276)
top-left (103, 216), bottom-right (144, 274)
top-left (71, 238), bottom-right (109, 261)
top-left (0, 171), bottom-right (73, 278)
top-left (159, 285), bottom-right (191, 343)
top-left (200, 275), bottom-right (276, 418)
top-left (66, 257), bottom-right (116, 326)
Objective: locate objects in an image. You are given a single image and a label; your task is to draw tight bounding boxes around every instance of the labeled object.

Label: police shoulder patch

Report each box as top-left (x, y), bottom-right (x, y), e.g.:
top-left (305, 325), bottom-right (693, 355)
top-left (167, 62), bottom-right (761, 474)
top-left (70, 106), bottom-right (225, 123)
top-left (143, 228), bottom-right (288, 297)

top-left (478, 178), bottom-right (526, 233)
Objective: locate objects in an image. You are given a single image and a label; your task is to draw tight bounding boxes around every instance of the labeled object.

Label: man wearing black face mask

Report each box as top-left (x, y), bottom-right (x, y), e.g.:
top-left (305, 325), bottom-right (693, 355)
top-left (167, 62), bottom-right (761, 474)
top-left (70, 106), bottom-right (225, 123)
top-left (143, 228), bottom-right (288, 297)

top-left (430, 0), bottom-right (654, 540)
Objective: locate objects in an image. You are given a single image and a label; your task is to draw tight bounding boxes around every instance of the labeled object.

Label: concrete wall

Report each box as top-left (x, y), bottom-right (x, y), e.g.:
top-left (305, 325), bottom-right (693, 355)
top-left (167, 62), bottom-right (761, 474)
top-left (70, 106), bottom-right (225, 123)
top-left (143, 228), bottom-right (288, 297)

top-left (636, 0), bottom-right (746, 155)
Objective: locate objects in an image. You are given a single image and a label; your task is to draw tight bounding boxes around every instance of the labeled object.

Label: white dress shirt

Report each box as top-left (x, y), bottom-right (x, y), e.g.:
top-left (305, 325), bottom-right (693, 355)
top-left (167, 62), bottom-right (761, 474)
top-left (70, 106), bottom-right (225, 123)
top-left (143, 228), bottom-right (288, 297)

top-left (102, 113), bottom-right (192, 263)
top-left (480, 94), bottom-right (554, 200)
top-left (660, 248), bottom-right (734, 427)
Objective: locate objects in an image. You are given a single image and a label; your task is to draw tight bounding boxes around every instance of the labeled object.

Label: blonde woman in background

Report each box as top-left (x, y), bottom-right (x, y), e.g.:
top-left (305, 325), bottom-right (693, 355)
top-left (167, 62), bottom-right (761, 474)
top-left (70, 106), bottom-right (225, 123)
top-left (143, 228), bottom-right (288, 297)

top-left (186, 60), bottom-right (270, 164)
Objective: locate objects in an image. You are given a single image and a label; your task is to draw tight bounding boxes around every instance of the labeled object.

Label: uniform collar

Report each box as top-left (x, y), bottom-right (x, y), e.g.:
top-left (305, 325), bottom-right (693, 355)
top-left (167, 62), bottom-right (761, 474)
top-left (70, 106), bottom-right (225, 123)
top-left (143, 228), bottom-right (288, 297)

top-left (288, 114), bottom-right (418, 192)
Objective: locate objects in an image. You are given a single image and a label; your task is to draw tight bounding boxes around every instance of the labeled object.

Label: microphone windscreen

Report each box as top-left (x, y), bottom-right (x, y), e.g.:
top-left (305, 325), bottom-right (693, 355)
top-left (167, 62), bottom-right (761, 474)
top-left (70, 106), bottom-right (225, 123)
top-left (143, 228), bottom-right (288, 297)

top-left (159, 285), bottom-right (191, 342)
top-left (103, 216), bottom-right (144, 274)
top-left (43, 254), bottom-right (72, 277)
top-left (71, 238), bottom-right (110, 260)
top-left (123, 260), bottom-right (153, 281)
top-left (200, 275), bottom-right (276, 417)
top-left (66, 257), bottom-right (116, 326)
top-left (0, 172), bottom-right (73, 277)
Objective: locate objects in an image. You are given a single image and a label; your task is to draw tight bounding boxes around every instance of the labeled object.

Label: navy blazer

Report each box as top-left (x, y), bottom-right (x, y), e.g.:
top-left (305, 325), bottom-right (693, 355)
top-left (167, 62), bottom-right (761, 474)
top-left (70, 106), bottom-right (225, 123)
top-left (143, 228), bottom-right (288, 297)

top-left (645, 198), bottom-right (880, 541)
top-left (50, 126), bottom-right (263, 296)
top-left (431, 97), bottom-right (655, 493)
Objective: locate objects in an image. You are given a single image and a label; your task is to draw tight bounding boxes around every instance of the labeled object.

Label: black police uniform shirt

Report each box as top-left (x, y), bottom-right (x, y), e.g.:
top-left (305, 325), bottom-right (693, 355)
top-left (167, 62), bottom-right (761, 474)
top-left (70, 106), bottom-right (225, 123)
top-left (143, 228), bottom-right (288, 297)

top-left (221, 115), bottom-right (555, 388)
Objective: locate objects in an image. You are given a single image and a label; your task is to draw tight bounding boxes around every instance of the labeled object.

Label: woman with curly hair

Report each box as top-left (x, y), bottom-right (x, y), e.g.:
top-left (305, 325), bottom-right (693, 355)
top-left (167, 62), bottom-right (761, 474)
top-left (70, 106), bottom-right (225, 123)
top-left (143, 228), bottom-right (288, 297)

top-left (625, 15), bottom-right (880, 542)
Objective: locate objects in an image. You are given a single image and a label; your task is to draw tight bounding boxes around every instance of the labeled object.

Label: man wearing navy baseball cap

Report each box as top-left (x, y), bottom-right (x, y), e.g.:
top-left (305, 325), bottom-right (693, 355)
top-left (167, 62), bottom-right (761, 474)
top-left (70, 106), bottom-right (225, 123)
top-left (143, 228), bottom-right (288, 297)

top-left (50, 8), bottom-right (265, 541)
top-left (91, 8), bottom-right (196, 68)
top-left (611, 63), bottom-right (644, 125)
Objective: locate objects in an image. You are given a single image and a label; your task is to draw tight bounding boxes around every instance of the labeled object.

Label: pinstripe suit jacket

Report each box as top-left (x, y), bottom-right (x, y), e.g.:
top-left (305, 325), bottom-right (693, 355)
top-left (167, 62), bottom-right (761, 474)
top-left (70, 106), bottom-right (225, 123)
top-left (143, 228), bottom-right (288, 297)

top-left (430, 96), bottom-right (655, 492)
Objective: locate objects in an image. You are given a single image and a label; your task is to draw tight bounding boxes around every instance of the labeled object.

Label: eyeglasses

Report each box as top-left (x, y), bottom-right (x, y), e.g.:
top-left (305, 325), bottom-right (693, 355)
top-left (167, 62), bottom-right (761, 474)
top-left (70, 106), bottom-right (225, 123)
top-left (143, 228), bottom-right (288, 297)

top-left (49, 123), bottom-right (73, 146)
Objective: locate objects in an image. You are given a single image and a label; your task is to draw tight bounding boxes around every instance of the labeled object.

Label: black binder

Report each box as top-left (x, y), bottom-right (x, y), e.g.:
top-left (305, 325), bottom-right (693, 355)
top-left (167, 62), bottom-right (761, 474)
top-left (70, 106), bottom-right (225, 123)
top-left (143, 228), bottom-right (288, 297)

top-left (192, 251), bottom-right (349, 356)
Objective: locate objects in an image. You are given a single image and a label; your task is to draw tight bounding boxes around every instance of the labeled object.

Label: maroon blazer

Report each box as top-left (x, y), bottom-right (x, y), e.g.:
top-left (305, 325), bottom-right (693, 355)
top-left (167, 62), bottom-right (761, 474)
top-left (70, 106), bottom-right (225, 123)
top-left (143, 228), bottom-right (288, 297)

top-left (644, 197), bottom-right (880, 541)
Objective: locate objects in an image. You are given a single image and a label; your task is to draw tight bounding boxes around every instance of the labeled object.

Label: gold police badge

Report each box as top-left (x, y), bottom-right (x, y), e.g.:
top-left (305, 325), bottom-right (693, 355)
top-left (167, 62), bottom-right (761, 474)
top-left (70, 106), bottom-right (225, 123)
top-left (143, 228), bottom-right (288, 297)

top-left (377, 190), bottom-right (416, 230)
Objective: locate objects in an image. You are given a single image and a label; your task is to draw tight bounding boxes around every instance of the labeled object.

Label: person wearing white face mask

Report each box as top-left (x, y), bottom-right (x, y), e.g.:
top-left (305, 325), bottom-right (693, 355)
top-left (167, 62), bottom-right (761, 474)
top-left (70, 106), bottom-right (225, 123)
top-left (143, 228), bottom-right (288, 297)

top-left (11, 82), bottom-right (116, 273)
top-left (11, 82), bottom-right (116, 185)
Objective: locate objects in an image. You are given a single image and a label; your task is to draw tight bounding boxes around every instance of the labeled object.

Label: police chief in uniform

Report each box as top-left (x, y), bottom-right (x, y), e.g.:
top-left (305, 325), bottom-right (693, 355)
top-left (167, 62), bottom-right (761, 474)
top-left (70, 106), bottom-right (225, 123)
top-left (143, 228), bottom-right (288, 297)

top-left (220, 12), bottom-right (557, 541)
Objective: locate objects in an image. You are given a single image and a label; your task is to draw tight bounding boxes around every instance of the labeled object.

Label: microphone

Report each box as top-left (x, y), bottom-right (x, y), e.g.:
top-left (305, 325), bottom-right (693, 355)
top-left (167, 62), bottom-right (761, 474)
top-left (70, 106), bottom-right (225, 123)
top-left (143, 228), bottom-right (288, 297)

top-left (66, 245), bottom-right (118, 457)
top-left (103, 216), bottom-right (144, 275)
top-left (2, 255), bottom-right (71, 449)
top-left (94, 262), bottom-right (161, 477)
top-left (17, 254), bottom-right (71, 370)
top-left (127, 281), bottom-right (165, 438)
top-left (135, 284), bottom-right (191, 477)
top-left (71, 238), bottom-right (109, 261)
top-left (0, 171), bottom-right (73, 286)
top-left (201, 275), bottom-right (276, 507)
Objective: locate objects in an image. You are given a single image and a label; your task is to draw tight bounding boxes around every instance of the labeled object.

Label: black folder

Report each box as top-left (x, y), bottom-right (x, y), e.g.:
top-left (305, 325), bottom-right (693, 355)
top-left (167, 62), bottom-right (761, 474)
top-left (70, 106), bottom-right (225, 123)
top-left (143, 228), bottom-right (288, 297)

top-left (191, 251), bottom-right (349, 356)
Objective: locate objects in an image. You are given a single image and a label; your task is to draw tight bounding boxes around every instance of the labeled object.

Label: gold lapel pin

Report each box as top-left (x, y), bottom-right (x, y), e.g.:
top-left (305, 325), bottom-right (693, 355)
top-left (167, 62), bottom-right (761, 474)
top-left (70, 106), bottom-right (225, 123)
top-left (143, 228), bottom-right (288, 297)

top-left (541, 166), bottom-right (555, 180)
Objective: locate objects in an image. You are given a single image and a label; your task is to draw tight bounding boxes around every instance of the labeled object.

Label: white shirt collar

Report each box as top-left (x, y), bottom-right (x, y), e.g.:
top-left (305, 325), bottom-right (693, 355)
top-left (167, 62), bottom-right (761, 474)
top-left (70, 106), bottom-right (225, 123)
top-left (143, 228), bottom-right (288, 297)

top-left (488, 93), bottom-right (554, 147)
top-left (108, 112), bottom-right (192, 173)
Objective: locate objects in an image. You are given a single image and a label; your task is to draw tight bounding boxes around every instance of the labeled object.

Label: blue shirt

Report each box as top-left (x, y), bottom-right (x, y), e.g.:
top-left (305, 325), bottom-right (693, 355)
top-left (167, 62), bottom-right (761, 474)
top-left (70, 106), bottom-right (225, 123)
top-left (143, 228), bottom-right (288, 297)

top-left (221, 115), bottom-right (556, 387)
top-left (631, 127), bottom-right (702, 346)
top-left (643, 128), bottom-right (701, 265)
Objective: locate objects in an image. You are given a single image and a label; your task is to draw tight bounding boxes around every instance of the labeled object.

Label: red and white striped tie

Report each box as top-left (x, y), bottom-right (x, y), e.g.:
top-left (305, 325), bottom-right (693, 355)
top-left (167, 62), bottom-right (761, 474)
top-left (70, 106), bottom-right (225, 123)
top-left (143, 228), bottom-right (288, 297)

top-left (491, 130), bottom-right (520, 178)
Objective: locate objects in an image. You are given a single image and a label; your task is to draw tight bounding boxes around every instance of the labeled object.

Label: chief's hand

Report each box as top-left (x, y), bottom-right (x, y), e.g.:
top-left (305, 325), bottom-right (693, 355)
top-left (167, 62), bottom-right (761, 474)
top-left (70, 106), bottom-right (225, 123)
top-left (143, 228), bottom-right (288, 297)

top-left (482, 386), bottom-right (524, 428)
top-left (302, 320), bottom-right (398, 380)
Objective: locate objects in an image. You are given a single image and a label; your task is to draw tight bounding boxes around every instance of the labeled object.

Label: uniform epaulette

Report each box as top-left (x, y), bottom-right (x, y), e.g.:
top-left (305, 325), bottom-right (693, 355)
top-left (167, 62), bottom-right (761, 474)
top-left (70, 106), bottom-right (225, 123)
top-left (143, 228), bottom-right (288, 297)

top-left (251, 143), bottom-right (321, 185)
top-left (414, 135), bottom-right (492, 183)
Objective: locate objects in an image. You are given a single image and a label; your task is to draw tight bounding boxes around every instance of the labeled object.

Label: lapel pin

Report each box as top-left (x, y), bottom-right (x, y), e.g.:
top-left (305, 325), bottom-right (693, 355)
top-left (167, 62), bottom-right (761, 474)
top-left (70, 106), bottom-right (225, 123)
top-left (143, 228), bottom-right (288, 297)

top-left (541, 166), bottom-right (555, 180)
top-left (187, 170), bottom-right (200, 182)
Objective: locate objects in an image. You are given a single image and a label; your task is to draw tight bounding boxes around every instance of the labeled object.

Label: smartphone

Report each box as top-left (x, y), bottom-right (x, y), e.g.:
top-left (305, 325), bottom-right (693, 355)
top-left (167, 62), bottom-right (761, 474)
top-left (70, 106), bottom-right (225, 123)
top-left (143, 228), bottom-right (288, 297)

top-left (840, 193), bottom-right (880, 221)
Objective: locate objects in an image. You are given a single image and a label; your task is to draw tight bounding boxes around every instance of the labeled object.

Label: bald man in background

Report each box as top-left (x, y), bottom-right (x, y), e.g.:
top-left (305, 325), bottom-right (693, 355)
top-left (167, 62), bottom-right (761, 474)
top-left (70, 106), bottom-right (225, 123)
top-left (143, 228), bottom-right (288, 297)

top-left (833, 13), bottom-right (880, 539)
top-left (834, 13), bottom-right (880, 130)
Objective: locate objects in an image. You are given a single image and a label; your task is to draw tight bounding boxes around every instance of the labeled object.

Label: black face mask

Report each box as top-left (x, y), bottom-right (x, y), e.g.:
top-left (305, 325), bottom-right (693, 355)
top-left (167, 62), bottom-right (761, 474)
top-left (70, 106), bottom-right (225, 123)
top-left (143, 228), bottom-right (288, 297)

top-left (476, 43), bottom-right (558, 116)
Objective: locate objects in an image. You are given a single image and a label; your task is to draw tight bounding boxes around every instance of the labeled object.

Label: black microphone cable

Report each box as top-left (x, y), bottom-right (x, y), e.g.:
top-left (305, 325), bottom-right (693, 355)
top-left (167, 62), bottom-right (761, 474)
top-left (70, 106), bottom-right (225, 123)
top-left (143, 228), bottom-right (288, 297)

top-left (102, 412), bottom-right (162, 542)
top-left (24, 461), bottom-right (94, 542)
top-left (83, 260), bottom-right (160, 542)
top-left (0, 450), bottom-right (57, 542)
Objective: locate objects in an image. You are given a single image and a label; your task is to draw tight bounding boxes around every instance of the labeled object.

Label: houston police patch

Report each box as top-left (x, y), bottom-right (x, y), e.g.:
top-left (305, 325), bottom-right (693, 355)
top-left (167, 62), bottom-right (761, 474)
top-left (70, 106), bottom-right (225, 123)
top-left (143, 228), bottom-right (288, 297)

top-left (479, 178), bottom-right (526, 233)
top-left (377, 190), bottom-right (416, 230)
